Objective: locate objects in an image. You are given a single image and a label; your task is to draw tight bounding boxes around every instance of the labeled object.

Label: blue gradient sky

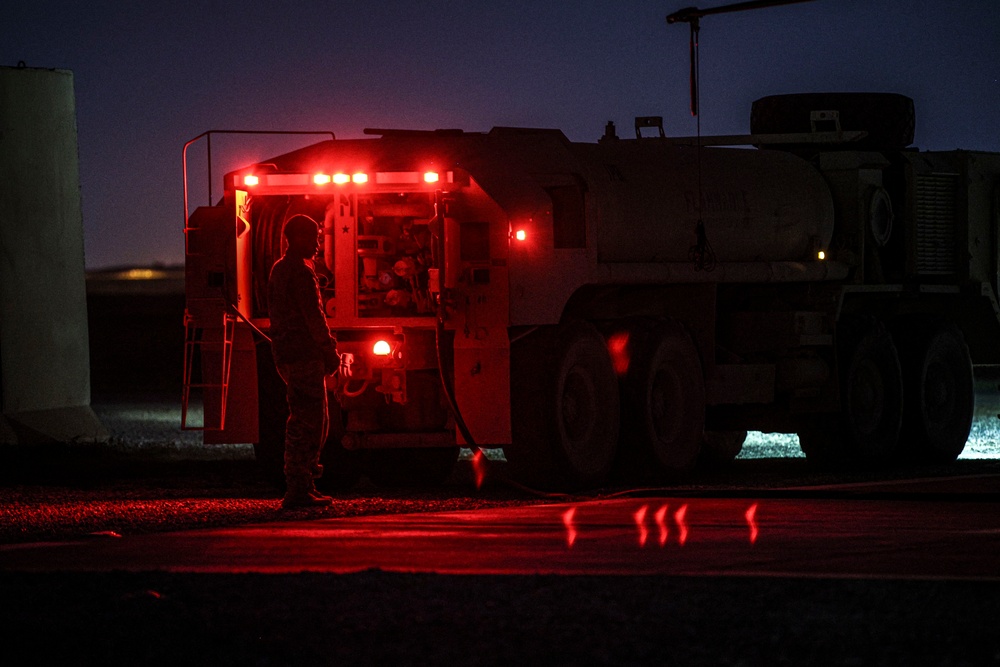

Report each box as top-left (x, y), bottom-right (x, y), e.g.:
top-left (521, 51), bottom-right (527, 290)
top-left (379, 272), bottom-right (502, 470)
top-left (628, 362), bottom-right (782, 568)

top-left (4, 0), bottom-right (998, 268)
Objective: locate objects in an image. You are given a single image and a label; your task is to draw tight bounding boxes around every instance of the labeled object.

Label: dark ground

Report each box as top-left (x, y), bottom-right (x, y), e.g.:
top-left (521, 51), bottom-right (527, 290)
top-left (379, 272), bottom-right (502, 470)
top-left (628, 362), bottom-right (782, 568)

top-left (1, 281), bottom-right (998, 666)
top-left (4, 571), bottom-right (998, 667)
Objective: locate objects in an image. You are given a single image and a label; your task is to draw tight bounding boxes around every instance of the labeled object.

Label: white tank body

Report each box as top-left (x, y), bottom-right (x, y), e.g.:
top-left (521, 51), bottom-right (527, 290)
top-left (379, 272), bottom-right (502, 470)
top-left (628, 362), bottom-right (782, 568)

top-left (579, 142), bottom-right (835, 263)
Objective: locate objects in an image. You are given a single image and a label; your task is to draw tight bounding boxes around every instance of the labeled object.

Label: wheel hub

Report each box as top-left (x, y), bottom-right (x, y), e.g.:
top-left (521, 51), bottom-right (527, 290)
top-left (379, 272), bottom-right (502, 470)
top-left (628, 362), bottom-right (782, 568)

top-left (851, 359), bottom-right (885, 435)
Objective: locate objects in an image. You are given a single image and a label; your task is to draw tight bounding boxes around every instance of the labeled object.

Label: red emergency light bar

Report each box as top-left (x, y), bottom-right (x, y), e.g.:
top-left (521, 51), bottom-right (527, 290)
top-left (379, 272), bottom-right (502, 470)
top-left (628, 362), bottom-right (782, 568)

top-left (240, 170), bottom-right (454, 190)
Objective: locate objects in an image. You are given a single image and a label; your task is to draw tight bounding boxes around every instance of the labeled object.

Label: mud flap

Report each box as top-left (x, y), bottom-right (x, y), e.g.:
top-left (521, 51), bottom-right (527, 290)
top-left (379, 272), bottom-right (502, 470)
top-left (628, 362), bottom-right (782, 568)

top-left (453, 335), bottom-right (511, 446)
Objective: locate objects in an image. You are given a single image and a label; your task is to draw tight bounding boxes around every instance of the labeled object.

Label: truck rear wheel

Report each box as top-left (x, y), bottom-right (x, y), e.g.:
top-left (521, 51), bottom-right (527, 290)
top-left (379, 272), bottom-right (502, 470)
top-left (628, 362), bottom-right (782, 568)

top-left (799, 321), bottom-right (904, 467)
top-left (700, 430), bottom-right (747, 468)
top-left (895, 321), bottom-right (974, 463)
top-left (508, 322), bottom-right (619, 490)
top-left (616, 319), bottom-right (705, 478)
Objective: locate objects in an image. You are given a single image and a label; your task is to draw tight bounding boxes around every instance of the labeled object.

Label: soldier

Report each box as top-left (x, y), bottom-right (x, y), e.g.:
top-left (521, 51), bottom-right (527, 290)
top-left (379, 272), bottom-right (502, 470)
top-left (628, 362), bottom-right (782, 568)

top-left (268, 214), bottom-right (341, 509)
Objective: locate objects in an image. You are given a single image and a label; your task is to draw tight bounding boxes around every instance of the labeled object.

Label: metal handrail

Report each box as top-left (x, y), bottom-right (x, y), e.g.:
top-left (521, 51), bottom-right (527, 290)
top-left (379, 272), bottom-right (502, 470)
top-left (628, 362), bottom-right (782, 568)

top-left (182, 129), bottom-right (336, 228)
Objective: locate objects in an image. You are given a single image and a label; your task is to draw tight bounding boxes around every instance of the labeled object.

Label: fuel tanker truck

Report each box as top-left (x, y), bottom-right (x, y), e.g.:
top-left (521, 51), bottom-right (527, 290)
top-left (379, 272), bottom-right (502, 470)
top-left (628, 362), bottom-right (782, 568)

top-left (182, 92), bottom-right (1000, 489)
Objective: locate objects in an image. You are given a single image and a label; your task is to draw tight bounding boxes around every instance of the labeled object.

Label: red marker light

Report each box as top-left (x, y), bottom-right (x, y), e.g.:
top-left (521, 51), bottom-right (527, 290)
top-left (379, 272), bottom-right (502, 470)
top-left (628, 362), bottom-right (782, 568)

top-left (563, 507), bottom-right (578, 548)
top-left (424, 171), bottom-right (439, 183)
top-left (313, 173), bottom-right (331, 185)
top-left (675, 504), bottom-right (689, 546)
top-left (373, 340), bottom-right (392, 356)
top-left (243, 174), bottom-right (259, 186)
top-left (352, 172), bottom-right (368, 184)
top-left (607, 331), bottom-right (630, 375)
top-left (514, 229), bottom-right (527, 242)
top-left (634, 504), bottom-right (649, 547)
top-left (746, 503), bottom-right (759, 544)
top-left (333, 173), bottom-right (351, 185)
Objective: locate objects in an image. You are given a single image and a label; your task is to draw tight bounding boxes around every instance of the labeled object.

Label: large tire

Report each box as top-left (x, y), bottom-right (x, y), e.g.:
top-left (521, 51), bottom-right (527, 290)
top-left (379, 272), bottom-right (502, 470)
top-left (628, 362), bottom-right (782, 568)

top-left (750, 92), bottom-right (915, 152)
top-left (799, 321), bottom-right (904, 467)
top-left (895, 320), bottom-right (974, 463)
top-left (700, 430), bottom-right (747, 468)
top-left (616, 319), bottom-right (705, 478)
top-left (507, 322), bottom-right (620, 490)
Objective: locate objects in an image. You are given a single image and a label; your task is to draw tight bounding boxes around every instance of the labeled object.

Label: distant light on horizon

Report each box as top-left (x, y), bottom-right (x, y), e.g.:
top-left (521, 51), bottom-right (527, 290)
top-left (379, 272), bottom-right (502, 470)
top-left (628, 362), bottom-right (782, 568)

top-left (120, 268), bottom-right (166, 281)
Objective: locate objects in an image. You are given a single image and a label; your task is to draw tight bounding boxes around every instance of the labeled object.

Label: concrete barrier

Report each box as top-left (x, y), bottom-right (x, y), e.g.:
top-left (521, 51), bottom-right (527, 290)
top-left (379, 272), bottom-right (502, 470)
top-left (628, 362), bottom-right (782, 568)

top-left (0, 64), bottom-right (107, 444)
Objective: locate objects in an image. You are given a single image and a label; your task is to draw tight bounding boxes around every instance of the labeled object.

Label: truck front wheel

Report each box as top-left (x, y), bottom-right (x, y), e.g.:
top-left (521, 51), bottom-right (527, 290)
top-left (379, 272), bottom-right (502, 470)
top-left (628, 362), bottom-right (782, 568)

top-left (508, 322), bottom-right (619, 490)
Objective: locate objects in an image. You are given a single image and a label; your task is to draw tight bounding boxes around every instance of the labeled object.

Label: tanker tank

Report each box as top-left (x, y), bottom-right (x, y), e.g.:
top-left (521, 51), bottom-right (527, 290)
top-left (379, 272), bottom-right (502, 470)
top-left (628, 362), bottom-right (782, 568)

top-left (581, 142), bottom-right (835, 264)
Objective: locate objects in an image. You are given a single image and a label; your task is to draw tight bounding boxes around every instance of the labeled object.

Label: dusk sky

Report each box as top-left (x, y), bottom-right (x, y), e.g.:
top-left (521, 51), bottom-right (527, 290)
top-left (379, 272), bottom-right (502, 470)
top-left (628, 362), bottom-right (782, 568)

top-left (4, 0), bottom-right (999, 269)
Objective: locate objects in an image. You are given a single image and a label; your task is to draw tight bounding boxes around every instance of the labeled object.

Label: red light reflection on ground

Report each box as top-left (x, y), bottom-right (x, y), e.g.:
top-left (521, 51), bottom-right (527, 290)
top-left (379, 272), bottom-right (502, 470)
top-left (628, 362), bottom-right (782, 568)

top-left (634, 504), bottom-right (649, 546)
top-left (472, 450), bottom-right (487, 490)
top-left (675, 504), bottom-right (689, 545)
top-left (654, 504), bottom-right (669, 546)
top-left (746, 502), bottom-right (759, 544)
top-left (607, 331), bottom-right (630, 375)
top-left (562, 507), bottom-right (578, 548)
top-left (561, 501), bottom-right (758, 551)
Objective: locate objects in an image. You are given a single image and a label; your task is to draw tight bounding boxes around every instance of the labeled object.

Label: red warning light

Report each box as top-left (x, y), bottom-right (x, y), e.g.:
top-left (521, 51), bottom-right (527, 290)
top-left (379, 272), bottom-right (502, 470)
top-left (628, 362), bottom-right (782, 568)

top-left (243, 174), bottom-right (259, 186)
top-left (745, 503), bottom-right (759, 544)
top-left (562, 507), bottom-right (578, 548)
top-left (675, 504), bottom-right (689, 546)
top-left (607, 331), bottom-right (630, 375)
top-left (333, 173), bottom-right (351, 185)
top-left (424, 171), bottom-right (440, 183)
top-left (514, 229), bottom-right (527, 242)
top-left (313, 173), bottom-right (332, 185)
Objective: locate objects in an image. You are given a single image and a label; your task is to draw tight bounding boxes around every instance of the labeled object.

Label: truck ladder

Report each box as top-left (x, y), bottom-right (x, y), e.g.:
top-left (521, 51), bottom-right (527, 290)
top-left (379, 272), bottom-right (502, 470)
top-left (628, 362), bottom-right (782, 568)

top-left (181, 311), bottom-right (236, 430)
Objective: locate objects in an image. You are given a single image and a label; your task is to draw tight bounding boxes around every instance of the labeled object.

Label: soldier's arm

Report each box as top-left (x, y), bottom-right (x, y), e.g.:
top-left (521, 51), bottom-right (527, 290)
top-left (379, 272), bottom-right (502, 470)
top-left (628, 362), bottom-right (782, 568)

top-left (292, 266), bottom-right (336, 352)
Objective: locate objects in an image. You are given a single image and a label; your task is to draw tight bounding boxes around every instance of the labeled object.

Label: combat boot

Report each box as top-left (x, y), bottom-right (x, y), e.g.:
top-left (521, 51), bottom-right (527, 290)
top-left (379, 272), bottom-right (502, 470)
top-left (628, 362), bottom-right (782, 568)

top-left (307, 480), bottom-right (334, 504)
top-left (282, 480), bottom-right (333, 509)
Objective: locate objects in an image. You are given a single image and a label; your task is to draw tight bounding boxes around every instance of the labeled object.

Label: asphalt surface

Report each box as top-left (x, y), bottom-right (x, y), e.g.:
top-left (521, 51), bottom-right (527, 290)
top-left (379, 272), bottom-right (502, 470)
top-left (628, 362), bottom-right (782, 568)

top-left (4, 494), bottom-right (1000, 579)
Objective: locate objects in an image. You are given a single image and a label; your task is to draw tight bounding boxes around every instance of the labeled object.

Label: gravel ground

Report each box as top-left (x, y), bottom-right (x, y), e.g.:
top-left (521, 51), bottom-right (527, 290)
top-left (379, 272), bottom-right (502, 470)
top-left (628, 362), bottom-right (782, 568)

top-left (6, 400), bottom-right (998, 546)
top-left (0, 461), bottom-right (538, 545)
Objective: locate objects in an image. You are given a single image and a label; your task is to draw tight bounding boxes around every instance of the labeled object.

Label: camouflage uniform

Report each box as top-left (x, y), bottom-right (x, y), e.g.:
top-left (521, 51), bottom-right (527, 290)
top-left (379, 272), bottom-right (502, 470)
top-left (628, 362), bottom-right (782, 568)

top-left (267, 251), bottom-right (338, 495)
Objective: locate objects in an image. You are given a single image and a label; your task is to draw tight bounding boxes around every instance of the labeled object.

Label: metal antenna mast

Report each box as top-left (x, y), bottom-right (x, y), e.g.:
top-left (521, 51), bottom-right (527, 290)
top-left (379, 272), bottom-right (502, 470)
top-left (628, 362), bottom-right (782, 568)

top-left (667, 0), bottom-right (816, 116)
top-left (665, 0), bottom-right (815, 270)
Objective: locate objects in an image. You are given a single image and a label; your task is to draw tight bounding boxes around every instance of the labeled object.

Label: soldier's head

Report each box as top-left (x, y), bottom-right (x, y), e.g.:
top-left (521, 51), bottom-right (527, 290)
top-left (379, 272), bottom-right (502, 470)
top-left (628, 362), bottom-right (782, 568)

top-left (283, 215), bottom-right (320, 259)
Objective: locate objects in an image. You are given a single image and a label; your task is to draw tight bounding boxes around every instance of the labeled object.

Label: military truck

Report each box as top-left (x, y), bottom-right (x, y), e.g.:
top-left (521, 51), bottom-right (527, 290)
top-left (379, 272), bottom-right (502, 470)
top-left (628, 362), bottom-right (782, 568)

top-left (182, 92), bottom-right (1000, 489)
